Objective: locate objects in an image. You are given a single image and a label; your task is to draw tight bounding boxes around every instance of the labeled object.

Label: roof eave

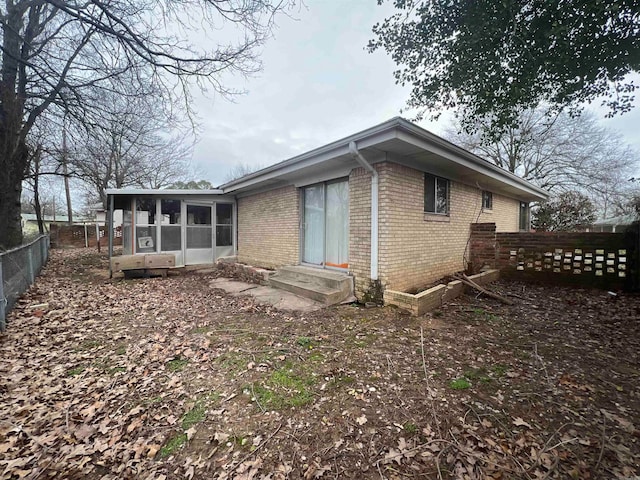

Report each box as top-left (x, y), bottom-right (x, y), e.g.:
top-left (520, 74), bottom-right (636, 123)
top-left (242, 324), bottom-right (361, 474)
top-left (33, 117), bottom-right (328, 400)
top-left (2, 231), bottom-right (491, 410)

top-left (106, 188), bottom-right (224, 196)
top-left (395, 119), bottom-right (549, 201)
top-left (219, 117), bottom-right (548, 202)
top-left (219, 117), bottom-right (405, 192)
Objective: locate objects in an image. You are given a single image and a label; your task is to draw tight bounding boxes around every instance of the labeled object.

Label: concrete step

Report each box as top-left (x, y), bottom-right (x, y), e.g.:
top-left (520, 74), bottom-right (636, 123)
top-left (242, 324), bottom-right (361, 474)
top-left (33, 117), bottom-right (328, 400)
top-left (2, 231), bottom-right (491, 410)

top-left (269, 277), bottom-right (345, 305)
top-left (275, 265), bottom-right (351, 291)
top-left (269, 265), bottom-right (353, 305)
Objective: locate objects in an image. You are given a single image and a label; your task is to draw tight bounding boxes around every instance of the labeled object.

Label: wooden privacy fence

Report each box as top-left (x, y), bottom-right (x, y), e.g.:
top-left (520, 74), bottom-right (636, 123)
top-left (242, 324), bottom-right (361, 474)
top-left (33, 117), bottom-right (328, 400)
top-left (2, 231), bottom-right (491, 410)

top-left (470, 223), bottom-right (639, 291)
top-left (0, 235), bottom-right (50, 331)
top-left (50, 224), bottom-right (122, 248)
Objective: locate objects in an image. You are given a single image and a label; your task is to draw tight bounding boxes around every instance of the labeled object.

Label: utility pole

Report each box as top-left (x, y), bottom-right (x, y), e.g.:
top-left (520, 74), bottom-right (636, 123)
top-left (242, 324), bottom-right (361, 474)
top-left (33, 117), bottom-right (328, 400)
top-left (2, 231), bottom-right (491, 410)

top-left (62, 114), bottom-right (73, 225)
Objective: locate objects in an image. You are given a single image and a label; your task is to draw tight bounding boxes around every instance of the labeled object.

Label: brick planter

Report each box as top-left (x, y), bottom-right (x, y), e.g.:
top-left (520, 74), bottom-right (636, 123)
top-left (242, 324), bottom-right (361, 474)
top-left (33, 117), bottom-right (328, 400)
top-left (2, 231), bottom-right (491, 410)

top-left (384, 270), bottom-right (500, 315)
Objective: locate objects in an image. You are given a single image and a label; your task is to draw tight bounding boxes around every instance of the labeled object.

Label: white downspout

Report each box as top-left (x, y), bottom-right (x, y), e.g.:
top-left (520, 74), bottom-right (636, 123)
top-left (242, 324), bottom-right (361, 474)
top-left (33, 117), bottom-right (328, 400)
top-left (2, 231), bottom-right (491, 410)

top-left (349, 141), bottom-right (378, 281)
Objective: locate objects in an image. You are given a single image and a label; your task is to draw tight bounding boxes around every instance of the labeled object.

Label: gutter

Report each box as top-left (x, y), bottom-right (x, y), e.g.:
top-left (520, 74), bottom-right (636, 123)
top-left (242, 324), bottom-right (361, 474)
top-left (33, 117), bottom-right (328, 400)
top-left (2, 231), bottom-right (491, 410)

top-left (348, 141), bottom-right (378, 281)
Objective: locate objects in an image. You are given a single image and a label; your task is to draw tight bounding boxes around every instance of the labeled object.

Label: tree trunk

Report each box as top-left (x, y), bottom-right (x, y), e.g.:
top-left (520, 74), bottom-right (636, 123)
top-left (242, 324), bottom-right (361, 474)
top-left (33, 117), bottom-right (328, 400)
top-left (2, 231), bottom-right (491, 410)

top-left (0, 96), bottom-right (29, 249)
top-left (0, 3), bottom-right (27, 249)
top-left (0, 164), bottom-right (25, 249)
top-left (63, 160), bottom-right (73, 224)
top-left (32, 156), bottom-right (45, 235)
top-left (62, 117), bottom-right (73, 224)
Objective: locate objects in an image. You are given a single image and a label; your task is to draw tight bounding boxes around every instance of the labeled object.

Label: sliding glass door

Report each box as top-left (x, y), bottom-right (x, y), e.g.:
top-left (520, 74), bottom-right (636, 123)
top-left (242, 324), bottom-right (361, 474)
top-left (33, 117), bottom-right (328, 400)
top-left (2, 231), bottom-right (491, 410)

top-left (325, 181), bottom-right (349, 268)
top-left (303, 184), bottom-right (325, 265)
top-left (302, 180), bottom-right (349, 269)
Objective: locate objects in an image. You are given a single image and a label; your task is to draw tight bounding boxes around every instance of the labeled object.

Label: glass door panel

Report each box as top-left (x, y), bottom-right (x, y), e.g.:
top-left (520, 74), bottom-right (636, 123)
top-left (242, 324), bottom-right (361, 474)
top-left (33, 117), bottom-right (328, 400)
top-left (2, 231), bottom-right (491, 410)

top-left (185, 204), bottom-right (213, 264)
top-left (303, 185), bottom-right (325, 265)
top-left (325, 181), bottom-right (349, 268)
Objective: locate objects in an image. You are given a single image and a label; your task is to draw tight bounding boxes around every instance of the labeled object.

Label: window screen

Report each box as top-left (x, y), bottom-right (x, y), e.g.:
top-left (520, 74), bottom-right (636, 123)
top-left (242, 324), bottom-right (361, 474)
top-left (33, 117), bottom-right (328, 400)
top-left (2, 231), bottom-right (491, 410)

top-left (216, 204), bottom-right (233, 247)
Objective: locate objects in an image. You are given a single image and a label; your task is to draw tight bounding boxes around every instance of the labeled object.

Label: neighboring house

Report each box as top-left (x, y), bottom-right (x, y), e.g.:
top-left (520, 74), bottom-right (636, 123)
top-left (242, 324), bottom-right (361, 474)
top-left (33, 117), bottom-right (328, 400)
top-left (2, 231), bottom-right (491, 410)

top-left (106, 117), bottom-right (548, 301)
top-left (588, 213), bottom-right (637, 233)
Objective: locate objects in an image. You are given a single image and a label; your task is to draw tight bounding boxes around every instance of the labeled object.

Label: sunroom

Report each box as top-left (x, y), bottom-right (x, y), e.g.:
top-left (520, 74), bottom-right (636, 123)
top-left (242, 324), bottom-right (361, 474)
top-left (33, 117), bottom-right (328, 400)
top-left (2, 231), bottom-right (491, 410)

top-left (105, 189), bottom-right (236, 271)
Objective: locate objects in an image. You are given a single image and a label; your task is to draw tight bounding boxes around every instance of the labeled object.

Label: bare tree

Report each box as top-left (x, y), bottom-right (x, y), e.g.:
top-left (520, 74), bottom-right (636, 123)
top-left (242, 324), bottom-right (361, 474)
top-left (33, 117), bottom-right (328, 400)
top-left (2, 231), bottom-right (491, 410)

top-left (444, 108), bottom-right (640, 217)
top-left (168, 180), bottom-right (215, 189)
top-left (0, 0), bottom-right (296, 249)
top-left (69, 88), bottom-right (194, 208)
top-left (20, 116), bottom-right (68, 233)
top-left (22, 150), bottom-right (66, 233)
top-left (224, 162), bottom-right (263, 183)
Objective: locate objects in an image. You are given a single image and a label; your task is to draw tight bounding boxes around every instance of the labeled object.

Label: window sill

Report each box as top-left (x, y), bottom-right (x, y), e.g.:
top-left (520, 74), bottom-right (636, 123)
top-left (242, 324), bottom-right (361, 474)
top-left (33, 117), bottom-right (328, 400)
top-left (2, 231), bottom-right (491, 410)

top-left (482, 208), bottom-right (493, 214)
top-left (424, 212), bottom-right (450, 222)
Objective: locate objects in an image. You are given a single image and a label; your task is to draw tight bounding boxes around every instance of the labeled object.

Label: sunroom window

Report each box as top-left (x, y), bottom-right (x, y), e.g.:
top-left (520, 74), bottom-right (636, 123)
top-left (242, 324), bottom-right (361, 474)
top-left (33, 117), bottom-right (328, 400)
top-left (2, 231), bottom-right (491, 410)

top-left (216, 203), bottom-right (233, 247)
top-left (161, 199), bottom-right (181, 251)
top-left (135, 197), bottom-right (156, 253)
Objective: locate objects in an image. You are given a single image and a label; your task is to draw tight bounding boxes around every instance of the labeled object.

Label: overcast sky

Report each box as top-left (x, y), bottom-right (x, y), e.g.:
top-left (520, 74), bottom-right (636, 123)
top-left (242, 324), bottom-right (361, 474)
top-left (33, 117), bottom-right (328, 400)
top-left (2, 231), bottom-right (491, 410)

top-left (190, 0), bottom-right (640, 186)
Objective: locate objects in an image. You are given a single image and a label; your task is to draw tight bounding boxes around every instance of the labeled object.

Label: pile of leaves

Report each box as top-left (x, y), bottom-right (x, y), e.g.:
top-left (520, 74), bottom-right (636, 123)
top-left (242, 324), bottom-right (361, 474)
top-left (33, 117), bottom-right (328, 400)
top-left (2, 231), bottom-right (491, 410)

top-left (1, 248), bottom-right (638, 479)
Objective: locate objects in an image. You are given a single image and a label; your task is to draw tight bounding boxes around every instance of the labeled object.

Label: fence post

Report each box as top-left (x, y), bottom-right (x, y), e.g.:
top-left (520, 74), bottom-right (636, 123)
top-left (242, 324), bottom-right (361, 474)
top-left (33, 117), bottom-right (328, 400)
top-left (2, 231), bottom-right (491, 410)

top-left (0, 256), bottom-right (5, 332)
top-left (26, 246), bottom-right (35, 284)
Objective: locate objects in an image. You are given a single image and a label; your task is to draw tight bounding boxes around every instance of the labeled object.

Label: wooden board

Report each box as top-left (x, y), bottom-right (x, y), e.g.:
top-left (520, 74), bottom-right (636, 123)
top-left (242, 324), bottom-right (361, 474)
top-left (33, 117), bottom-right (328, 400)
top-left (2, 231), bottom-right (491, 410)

top-left (144, 254), bottom-right (176, 268)
top-left (111, 255), bottom-right (145, 272)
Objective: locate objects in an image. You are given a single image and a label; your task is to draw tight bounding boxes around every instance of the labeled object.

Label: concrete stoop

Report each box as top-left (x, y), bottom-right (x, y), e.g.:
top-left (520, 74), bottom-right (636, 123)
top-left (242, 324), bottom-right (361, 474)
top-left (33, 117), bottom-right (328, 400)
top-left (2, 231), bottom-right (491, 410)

top-left (269, 265), bottom-right (354, 306)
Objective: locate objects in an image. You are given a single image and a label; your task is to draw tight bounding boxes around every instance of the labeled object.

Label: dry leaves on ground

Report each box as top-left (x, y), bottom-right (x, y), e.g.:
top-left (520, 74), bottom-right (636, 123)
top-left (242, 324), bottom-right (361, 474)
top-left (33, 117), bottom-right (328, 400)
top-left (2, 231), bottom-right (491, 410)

top-left (1, 248), bottom-right (639, 479)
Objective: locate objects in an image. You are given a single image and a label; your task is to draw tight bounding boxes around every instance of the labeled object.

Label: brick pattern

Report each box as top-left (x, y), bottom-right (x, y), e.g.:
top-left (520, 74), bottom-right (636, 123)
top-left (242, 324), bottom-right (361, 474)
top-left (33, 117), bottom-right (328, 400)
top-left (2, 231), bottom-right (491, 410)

top-left (348, 167), bottom-right (372, 298)
top-left (384, 270), bottom-right (499, 315)
top-left (237, 186), bottom-right (300, 269)
top-left (469, 223), bottom-right (497, 271)
top-left (470, 224), bottom-right (637, 290)
top-left (376, 162), bottom-right (521, 293)
top-left (233, 162), bottom-right (523, 299)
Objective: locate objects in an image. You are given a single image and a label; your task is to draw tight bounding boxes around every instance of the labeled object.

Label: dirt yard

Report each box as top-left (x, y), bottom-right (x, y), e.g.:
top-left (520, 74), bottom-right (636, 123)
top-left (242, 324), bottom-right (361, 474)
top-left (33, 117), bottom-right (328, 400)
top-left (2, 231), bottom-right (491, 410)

top-left (1, 248), bottom-right (639, 479)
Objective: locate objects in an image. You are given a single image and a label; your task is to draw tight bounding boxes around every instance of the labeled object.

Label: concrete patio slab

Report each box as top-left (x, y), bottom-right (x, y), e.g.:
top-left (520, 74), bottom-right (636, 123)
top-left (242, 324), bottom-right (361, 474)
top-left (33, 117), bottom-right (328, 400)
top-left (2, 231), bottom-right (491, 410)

top-left (209, 278), bottom-right (324, 312)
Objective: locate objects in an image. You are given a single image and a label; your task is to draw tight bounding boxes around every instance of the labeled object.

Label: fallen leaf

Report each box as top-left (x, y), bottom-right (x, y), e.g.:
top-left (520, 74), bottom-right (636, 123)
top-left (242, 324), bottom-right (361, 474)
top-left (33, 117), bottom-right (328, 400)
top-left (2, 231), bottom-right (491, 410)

top-left (185, 426), bottom-right (197, 440)
top-left (184, 465), bottom-right (195, 479)
top-left (355, 415), bottom-right (367, 426)
top-left (513, 417), bottom-right (532, 429)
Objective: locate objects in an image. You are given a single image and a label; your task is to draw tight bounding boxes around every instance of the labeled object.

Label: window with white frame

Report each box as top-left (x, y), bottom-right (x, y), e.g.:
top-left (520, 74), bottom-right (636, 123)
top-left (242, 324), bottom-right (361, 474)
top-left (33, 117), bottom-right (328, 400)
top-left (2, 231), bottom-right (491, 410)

top-left (482, 191), bottom-right (493, 210)
top-left (519, 202), bottom-right (530, 231)
top-left (424, 174), bottom-right (449, 214)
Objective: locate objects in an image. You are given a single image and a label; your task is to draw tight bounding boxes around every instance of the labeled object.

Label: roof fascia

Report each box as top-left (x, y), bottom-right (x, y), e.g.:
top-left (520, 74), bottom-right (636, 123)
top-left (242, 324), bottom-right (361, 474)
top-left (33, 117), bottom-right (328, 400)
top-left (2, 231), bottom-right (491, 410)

top-left (105, 189), bottom-right (224, 196)
top-left (395, 120), bottom-right (549, 200)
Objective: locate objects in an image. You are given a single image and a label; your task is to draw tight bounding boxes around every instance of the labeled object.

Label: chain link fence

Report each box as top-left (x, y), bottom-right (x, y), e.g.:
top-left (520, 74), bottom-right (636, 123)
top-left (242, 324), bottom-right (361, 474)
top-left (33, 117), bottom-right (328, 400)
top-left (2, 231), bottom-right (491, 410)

top-left (0, 235), bottom-right (50, 332)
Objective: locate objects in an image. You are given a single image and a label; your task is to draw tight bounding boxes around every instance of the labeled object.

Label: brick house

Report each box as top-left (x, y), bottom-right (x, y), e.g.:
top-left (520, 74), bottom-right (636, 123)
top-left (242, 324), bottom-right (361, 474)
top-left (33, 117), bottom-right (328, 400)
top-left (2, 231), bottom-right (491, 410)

top-left (107, 117), bottom-right (547, 301)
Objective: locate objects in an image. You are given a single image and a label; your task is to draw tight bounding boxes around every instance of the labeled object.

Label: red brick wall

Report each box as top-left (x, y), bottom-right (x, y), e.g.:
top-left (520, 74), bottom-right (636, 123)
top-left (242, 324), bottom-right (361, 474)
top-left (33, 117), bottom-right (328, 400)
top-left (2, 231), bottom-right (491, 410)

top-left (50, 224), bottom-right (122, 248)
top-left (470, 222), bottom-right (637, 290)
